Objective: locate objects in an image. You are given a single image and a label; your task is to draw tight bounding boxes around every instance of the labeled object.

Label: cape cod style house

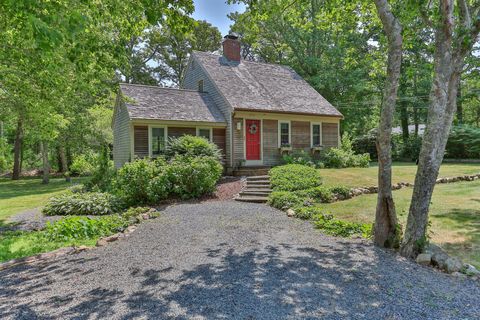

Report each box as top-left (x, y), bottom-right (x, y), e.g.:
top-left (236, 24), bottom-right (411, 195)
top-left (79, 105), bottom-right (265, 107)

top-left (113, 34), bottom-right (343, 174)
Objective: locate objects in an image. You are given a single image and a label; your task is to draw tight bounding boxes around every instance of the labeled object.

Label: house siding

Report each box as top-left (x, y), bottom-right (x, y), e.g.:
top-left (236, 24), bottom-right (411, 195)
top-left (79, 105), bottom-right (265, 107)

top-left (182, 56), bottom-right (233, 169)
top-left (133, 126), bottom-right (149, 158)
top-left (232, 118), bottom-right (244, 167)
top-left (291, 121), bottom-right (310, 151)
top-left (322, 123), bottom-right (339, 148)
top-left (168, 127), bottom-right (196, 138)
top-left (212, 128), bottom-right (226, 159)
top-left (113, 99), bottom-right (131, 168)
top-left (263, 119), bottom-right (280, 166)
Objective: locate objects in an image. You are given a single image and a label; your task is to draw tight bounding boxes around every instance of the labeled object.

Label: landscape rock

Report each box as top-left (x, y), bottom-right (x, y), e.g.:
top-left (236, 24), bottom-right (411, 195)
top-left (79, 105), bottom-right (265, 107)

top-left (126, 225), bottom-right (137, 233)
top-left (445, 257), bottom-right (463, 273)
top-left (462, 264), bottom-right (480, 276)
top-left (416, 253), bottom-right (432, 266)
top-left (431, 251), bottom-right (449, 270)
top-left (141, 213), bottom-right (150, 220)
top-left (96, 238), bottom-right (108, 247)
top-left (75, 245), bottom-right (90, 253)
top-left (104, 233), bottom-right (120, 242)
top-left (286, 209), bottom-right (295, 217)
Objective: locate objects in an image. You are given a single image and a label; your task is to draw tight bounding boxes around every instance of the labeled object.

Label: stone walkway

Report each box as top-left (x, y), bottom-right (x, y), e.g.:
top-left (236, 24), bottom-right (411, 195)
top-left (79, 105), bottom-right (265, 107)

top-left (1, 201), bottom-right (479, 319)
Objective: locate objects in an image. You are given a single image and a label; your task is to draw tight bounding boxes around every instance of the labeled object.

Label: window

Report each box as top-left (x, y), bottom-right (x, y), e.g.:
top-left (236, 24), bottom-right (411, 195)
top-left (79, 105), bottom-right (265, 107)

top-left (278, 121), bottom-right (291, 146)
top-left (197, 127), bottom-right (212, 141)
top-left (198, 80), bottom-right (204, 92)
top-left (311, 123), bottom-right (322, 147)
top-left (151, 127), bottom-right (166, 156)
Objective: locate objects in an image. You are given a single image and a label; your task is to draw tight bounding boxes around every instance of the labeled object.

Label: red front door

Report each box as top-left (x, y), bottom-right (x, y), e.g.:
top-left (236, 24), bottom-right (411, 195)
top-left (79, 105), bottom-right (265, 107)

top-left (245, 119), bottom-right (261, 160)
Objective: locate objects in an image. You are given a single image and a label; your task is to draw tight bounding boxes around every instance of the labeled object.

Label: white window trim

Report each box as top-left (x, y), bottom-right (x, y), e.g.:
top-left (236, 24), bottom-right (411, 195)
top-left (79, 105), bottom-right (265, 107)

top-left (148, 125), bottom-right (168, 157)
top-left (243, 118), bottom-right (263, 165)
top-left (278, 120), bottom-right (291, 147)
top-left (310, 122), bottom-right (323, 147)
top-left (196, 127), bottom-right (213, 142)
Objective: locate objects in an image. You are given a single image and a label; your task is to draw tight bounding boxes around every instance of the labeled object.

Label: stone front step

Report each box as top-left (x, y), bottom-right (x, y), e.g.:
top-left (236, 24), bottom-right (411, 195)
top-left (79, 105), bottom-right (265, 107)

top-left (246, 180), bottom-right (270, 185)
top-left (233, 167), bottom-right (270, 177)
top-left (235, 196), bottom-right (269, 203)
top-left (241, 188), bottom-right (272, 193)
top-left (246, 175), bottom-right (270, 181)
top-left (239, 191), bottom-right (272, 197)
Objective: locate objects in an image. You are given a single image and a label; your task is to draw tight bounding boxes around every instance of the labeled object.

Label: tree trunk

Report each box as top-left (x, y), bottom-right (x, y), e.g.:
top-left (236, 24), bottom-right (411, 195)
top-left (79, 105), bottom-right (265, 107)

top-left (58, 145), bottom-right (68, 173)
top-left (40, 141), bottom-right (50, 184)
top-left (12, 117), bottom-right (24, 180)
top-left (400, 101), bottom-right (409, 143)
top-left (400, 0), bottom-right (470, 257)
top-left (373, 0), bottom-right (402, 248)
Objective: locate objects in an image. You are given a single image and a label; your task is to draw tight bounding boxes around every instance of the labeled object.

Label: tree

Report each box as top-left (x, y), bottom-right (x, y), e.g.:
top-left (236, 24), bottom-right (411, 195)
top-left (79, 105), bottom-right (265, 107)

top-left (373, 0), bottom-right (402, 247)
top-left (400, 0), bottom-right (480, 257)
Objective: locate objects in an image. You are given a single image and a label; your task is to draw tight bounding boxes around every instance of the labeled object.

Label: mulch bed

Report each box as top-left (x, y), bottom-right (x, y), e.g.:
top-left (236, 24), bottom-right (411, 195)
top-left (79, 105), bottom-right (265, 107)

top-left (198, 176), bottom-right (245, 202)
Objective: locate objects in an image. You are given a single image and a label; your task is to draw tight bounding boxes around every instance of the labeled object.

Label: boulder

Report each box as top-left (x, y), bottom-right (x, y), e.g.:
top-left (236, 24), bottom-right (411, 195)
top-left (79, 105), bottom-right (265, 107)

top-left (431, 251), bottom-right (449, 270)
top-left (286, 209), bottom-right (295, 217)
top-left (104, 233), bottom-right (120, 242)
top-left (416, 253), bottom-right (432, 266)
top-left (126, 225), bottom-right (137, 233)
top-left (462, 264), bottom-right (480, 276)
top-left (445, 257), bottom-right (463, 273)
top-left (141, 213), bottom-right (150, 220)
top-left (96, 238), bottom-right (108, 247)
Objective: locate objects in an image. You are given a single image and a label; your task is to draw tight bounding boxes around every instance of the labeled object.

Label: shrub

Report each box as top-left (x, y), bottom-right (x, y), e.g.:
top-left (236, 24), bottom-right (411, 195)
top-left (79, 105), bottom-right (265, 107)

top-left (295, 186), bottom-right (334, 203)
top-left (268, 191), bottom-right (305, 210)
top-left (70, 154), bottom-right (95, 176)
top-left (352, 129), bottom-right (378, 160)
top-left (43, 192), bottom-right (122, 216)
top-left (293, 206), bottom-right (325, 220)
top-left (329, 185), bottom-right (352, 199)
top-left (121, 207), bottom-right (151, 223)
top-left (44, 216), bottom-right (128, 241)
top-left (446, 125), bottom-right (480, 158)
top-left (269, 164), bottom-right (322, 191)
top-left (166, 135), bottom-right (222, 161)
top-left (312, 214), bottom-right (372, 238)
top-left (85, 145), bottom-right (115, 191)
top-left (323, 133), bottom-right (370, 168)
top-left (113, 158), bottom-right (170, 206)
top-left (282, 150), bottom-right (315, 167)
top-left (168, 155), bottom-right (223, 199)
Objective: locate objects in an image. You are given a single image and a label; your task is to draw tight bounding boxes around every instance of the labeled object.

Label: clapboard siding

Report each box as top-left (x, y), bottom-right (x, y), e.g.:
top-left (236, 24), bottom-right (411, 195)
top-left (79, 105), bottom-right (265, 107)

top-left (113, 98), bottom-right (131, 168)
top-left (182, 57), bottom-right (233, 168)
top-left (263, 119), bottom-right (280, 166)
top-left (291, 121), bottom-right (310, 151)
top-left (168, 127), bottom-right (196, 138)
top-left (322, 123), bottom-right (339, 148)
top-left (133, 126), bottom-right (149, 158)
top-left (232, 118), bottom-right (244, 166)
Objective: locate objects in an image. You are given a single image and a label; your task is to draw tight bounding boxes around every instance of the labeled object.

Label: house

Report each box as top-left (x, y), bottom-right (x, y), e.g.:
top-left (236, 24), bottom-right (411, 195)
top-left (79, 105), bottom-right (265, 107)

top-left (113, 34), bottom-right (343, 174)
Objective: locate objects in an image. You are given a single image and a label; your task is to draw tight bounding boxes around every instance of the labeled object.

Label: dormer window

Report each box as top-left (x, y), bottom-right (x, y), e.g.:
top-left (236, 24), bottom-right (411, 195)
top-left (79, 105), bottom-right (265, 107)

top-left (198, 80), bottom-right (204, 92)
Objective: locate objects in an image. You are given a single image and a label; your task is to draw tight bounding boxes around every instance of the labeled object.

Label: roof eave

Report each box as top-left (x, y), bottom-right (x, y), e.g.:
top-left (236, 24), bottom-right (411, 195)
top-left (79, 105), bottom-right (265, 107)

top-left (233, 107), bottom-right (344, 119)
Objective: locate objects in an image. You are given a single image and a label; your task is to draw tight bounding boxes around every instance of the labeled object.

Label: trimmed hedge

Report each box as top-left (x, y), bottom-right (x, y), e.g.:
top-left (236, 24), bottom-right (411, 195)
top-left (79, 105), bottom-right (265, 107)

top-left (166, 135), bottom-right (222, 161)
top-left (267, 191), bottom-right (304, 210)
top-left (42, 192), bottom-right (122, 216)
top-left (269, 164), bottom-right (322, 191)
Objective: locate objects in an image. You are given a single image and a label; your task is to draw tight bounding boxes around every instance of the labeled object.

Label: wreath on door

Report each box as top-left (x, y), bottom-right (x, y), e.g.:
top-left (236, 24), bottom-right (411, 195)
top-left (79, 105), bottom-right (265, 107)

top-left (249, 123), bottom-right (258, 134)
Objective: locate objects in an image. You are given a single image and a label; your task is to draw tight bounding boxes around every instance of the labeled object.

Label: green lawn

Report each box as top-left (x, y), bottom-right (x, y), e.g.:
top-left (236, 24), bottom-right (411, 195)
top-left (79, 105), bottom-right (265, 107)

top-left (320, 162), bottom-right (480, 188)
top-left (317, 180), bottom-right (480, 268)
top-left (0, 177), bottom-right (87, 224)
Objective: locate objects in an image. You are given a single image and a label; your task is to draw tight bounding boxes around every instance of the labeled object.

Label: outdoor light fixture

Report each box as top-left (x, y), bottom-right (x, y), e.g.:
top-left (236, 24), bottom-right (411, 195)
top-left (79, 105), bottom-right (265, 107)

top-left (236, 121), bottom-right (241, 131)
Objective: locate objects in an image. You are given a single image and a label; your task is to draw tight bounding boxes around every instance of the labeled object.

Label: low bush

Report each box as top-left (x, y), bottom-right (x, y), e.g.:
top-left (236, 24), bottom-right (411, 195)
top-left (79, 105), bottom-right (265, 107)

top-left (269, 164), bottom-right (322, 191)
top-left (113, 158), bottom-right (170, 206)
top-left (293, 206), bottom-right (325, 220)
top-left (282, 150), bottom-right (315, 167)
top-left (70, 154), bottom-right (95, 176)
top-left (446, 125), bottom-right (480, 159)
top-left (85, 145), bottom-right (115, 191)
top-left (323, 134), bottom-right (370, 168)
top-left (166, 135), bottom-right (222, 161)
top-left (295, 186), bottom-right (334, 203)
top-left (268, 191), bottom-right (305, 210)
top-left (43, 192), bottom-right (122, 216)
top-left (121, 207), bottom-right (151, 223)
top-left (329, 185), bottom-right (352, 199)
top-left (45, 216), bottom-right (128, 241)
top-left (312, 213), bottom-right (372, 238)
top-left (168, 155), bottom-right (223, 199)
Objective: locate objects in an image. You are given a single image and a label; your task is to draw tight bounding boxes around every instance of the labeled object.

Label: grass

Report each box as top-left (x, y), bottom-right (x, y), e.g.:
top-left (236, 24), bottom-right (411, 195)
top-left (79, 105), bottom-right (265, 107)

top-left (316, 180), bottom-right (480, 268)
top-left (0, 231), bottom-right (96, 262)
top-left (0, 177), bottom-right (87, 224)
top-left (320, 162), bottom-right (480, 188)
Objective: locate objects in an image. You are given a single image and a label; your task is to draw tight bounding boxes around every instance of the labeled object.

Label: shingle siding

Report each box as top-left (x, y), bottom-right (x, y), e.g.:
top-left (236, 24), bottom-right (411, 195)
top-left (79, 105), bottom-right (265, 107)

top-left (133, 126), bottom-right (149, 158)
top-left (263, 119), bottom-right (280, 166)
top-left (322, 123), bottom-right (339, 148)
top-left (232, 118), bottom-right (244, 167)
top-left (182, 57), bottom-right (234, 168)
top-left (291, 121), bottom-right (310, 151)
top-left (113, 99), bottom-right (131, 168)
top-left (168, 127), bottom-right (196, 138)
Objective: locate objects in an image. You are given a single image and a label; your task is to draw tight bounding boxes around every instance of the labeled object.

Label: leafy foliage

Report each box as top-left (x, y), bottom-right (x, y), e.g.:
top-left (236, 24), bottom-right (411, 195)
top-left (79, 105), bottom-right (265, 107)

top-left (269, 164), bottom-right (322, 191)
top-left (166, 135), bottom-right (222, 161)
top-left (312, 213), bottom-right (373, 238)
top-left (168, 155), bottom-right (223, 199)
top-left (267, 191), bottom-right (304, 210)
top-left (323, 134), bottom-right (370, 168)
top-left (44, 216), bottom-right (128, 241)
top-left (281, 150), bottom-right (323, 168)
top-left (42, 192), bottom-right (122, 216)
top-left (446, 125), bottom-right (480, 159)
top-left (70, 154), bottom-right (95, 176)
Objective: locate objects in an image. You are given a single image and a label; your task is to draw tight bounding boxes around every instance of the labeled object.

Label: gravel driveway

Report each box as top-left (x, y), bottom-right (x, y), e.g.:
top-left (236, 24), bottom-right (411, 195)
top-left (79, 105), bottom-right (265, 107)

top-left (1, 201), bottom-right (479, 319)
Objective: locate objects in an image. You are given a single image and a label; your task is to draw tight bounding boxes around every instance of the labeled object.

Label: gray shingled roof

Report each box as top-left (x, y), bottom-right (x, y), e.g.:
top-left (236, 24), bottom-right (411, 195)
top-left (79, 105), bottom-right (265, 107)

top-left (120, 84), bottom-right (226, 123)
top-left (192, 51), bottom-right (343, 117)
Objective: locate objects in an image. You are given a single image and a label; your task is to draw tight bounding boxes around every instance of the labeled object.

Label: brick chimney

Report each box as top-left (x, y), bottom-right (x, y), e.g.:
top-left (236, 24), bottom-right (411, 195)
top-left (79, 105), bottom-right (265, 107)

top-left (222, 34), bottom-right (241, 62)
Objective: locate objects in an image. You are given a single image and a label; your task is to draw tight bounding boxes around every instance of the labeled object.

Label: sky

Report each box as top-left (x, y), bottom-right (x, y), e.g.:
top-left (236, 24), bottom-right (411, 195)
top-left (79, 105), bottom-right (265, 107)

top-left (192, 0), bottom-right (246, 36)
